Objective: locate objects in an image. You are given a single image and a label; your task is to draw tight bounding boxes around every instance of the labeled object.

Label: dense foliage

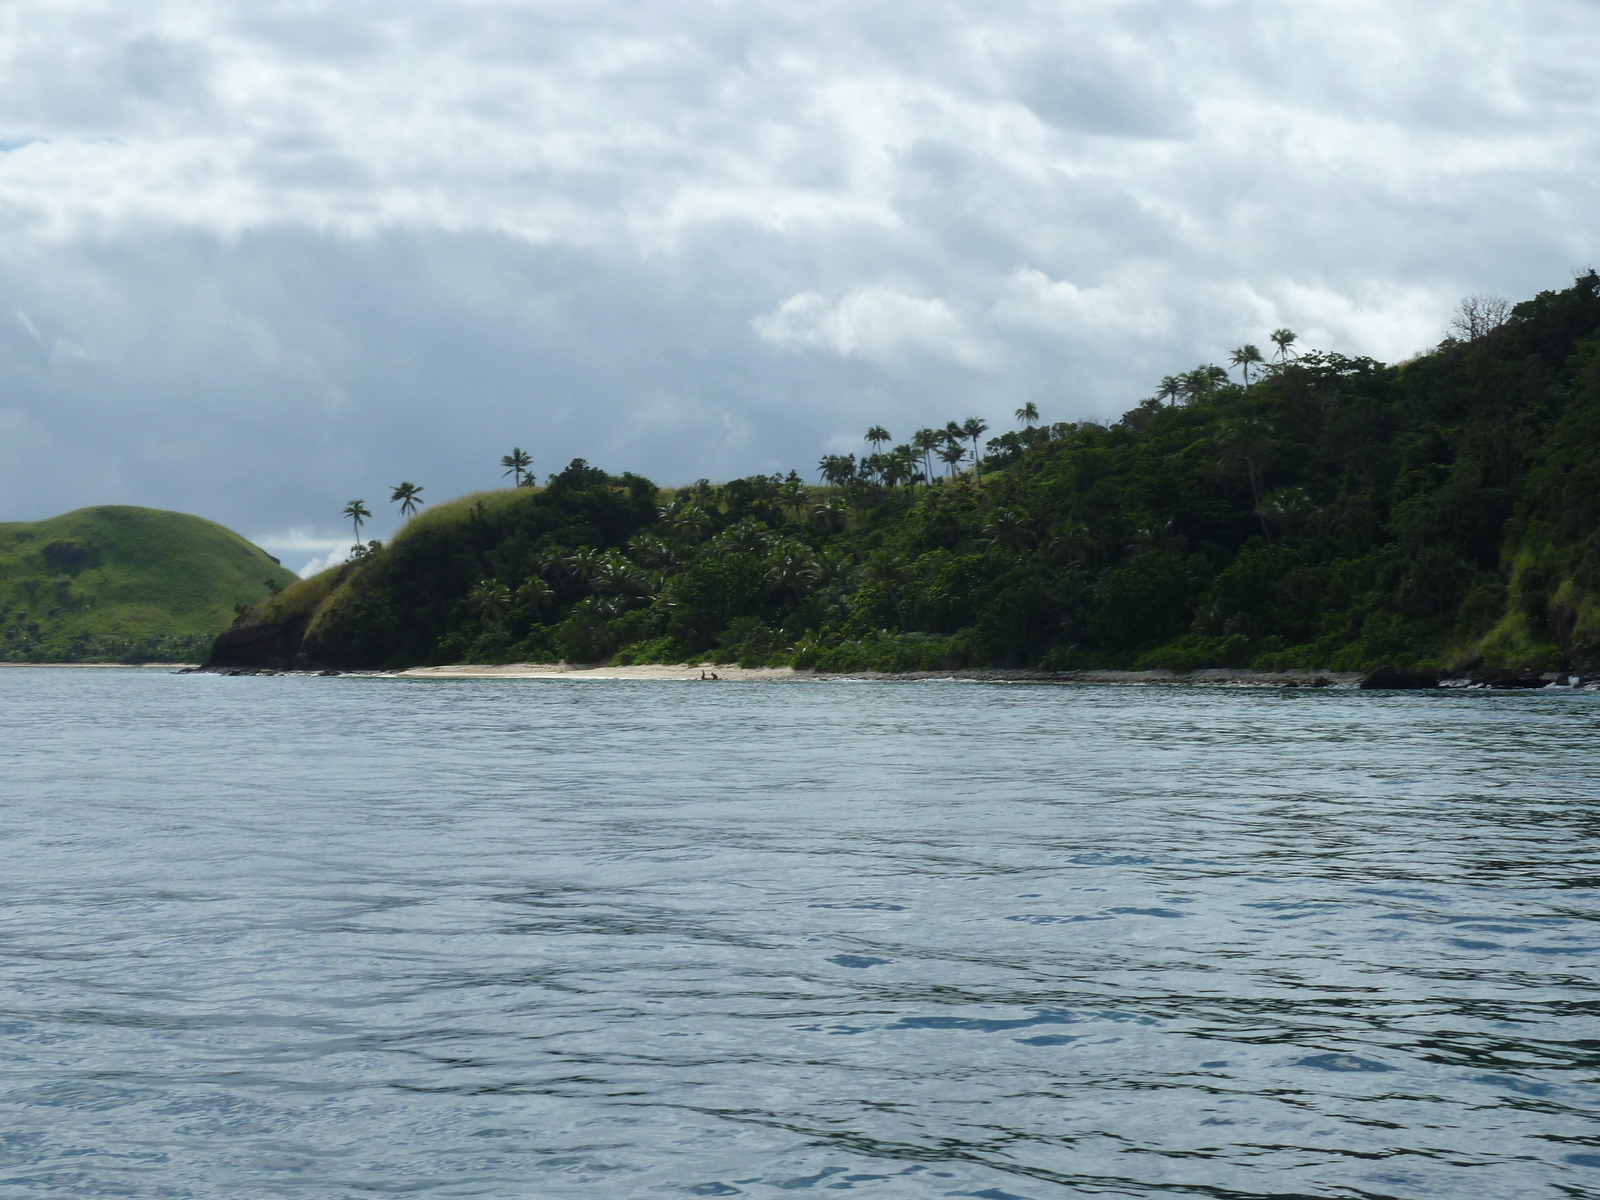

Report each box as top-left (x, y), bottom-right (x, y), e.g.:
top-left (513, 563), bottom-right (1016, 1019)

top-left (0, 506), bottom-right (297, 663)
top-left (223, 273), bottom-right (1600, 674)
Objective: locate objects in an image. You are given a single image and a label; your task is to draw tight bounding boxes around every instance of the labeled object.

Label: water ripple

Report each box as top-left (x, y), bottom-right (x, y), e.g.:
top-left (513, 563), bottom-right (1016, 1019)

top-left (1, 671), bottom-right (1597, 1197)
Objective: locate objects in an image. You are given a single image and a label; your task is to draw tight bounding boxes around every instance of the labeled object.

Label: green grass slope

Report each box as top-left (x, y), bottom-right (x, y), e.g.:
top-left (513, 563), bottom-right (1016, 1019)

top-left (0, 506), bottom-right (299, 662)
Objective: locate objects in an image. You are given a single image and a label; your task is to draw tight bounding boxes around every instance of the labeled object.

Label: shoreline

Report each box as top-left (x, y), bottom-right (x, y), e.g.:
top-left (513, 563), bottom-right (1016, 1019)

top-left (0, 661), bottom-right (200, 669)
top-left (269, 662), bottom-right (1373, 687)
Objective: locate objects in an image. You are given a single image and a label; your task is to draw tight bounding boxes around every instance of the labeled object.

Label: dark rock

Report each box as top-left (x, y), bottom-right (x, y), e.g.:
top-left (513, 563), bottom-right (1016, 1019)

top-left (1471, 669), bottom-right (1551, 689)
top-left (1359, 664), bottom-right (1440, 690)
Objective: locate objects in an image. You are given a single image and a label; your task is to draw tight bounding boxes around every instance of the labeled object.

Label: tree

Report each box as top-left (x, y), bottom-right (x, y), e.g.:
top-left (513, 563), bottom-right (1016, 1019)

top-left (764, 543), bottom-right (821, 603)
top-left (982, 507), bottom-right (1036, 551)
top-left (1270, 329), bottom-right (1297, 362)
top-left (1043, 520), bottom-right (1093, 566)
top-left (962, 418), bottom-right (990, 478)
top-left (564, 546), bottom-right (604, 595)
top-left (389, 481), bottom-right (424, 518)
top-left (817, 454), bottom-right (857, 487)
top-left (779, 472), bottom-right (812, 519)
top-left (500, 447), bottom-right (532, 487)
top-left (1229, 344), bottom-right (1264, 386)
top-left (467, 578), bottom-right (512, 623)
top-left (1180, 366), bottom-right (1223, 404)
top-left (517, 576), bottom-right (555, 613)
top-left (1257, 487), bottom-right (1316, 540)
top-left (1015, 402), bottom-right (1039, 427)
top-left (342, 499), bottom-right (371, 545)
top-left (1450, 294), bottom-right (1510, 342)
top-left (1157, 375), bottom-right (1182, 406)
top-left (810, 498), bottom-right (849, 533)
top-left (938, 440), bottom-right (967, 478)
top-left (912, 428), bottom-right (942, 483)
top-left (865, 425), bottom-right (892, 456)
top-left (1217, 417), bottom-right (1276, 534)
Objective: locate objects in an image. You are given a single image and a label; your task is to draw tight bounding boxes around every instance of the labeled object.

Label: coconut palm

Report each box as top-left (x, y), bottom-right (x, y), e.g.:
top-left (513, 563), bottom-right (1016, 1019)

top-left (714, 518), bottom-right (772, 557)
top-left (1157, 375), bottom-right (1182, 406)
top-left (1015, 402), bottom-right (1039, 427)
top-left (1229, 344), bottom-right (1264, 385)
top-left (342, 499), bottom-right (371, 544)
top-left (912, 428), bottom-right (942, 483)
top-left (810, 498), bottom-right (849, 533)
top-left (1043, 520), bottom-right (1093, 567)
top-left (517, 576), bottom-right (555, 613)
top-left (982, 507), bottom-right (1036, 551)
top-left (779, 473), bottom-right (812, 519)
top-left (963, 417), bottom-right (990, 479)
top-left (389, 481), bottom-right (424, 519)
top-left (764, 543), bottom-right (822, 603)
top-left (500, 447), bottom-right (532, 487)
top-left (564, 546), bottom-right (604, 594)
top-left (865, 425), bottom-right (892, 456)
top-left (1257, 487), bottom-right (1317, 540)
top-left (467, 578), bottom-right (512, 623)
top-left (938, 440), bottom-right (967, 478)
top-left (1270, 329), bottom-right (1297, 362)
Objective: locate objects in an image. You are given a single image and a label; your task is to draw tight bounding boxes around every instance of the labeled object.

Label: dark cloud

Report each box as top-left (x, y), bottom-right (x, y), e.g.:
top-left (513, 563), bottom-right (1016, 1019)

top-left (0, 0), bottom-right (1596, 568)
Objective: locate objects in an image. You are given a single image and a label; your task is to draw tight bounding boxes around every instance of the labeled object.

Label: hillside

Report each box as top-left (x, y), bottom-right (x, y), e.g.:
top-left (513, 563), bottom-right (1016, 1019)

top-left (212, 273), bottom-right (1600, 676)
top-left (0, 506), bottom-right (298, 662)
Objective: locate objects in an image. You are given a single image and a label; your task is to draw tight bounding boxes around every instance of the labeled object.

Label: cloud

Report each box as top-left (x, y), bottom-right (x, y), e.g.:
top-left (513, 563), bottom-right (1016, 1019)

top-left (755, 287), bottom-right (989, 368)
top-left (0, 0), bottom-right (1594, 533)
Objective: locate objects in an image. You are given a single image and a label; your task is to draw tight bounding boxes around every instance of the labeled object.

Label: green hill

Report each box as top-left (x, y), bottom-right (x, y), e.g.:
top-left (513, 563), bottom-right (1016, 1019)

top-left (213, 273), bottom-right (1600, 677)
top-left (0, 506), bottom-right (298, 663)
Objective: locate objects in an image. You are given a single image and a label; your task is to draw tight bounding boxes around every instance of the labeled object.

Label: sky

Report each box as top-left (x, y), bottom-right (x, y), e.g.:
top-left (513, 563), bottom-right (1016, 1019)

top-left (1, 0), bottom-right (1597, 574)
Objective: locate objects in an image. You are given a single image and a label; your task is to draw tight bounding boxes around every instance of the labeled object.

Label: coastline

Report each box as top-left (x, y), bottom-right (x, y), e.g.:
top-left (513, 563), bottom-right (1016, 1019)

top-left (386, 663), bottom-right (1368, 686)
top-left (0, 661), bottom-right (201, 669)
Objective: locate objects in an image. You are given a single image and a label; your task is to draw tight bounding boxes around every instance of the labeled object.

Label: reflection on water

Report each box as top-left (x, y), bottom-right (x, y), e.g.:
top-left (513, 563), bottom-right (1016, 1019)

top-left (2, 670), bottom-right (1598, 1198)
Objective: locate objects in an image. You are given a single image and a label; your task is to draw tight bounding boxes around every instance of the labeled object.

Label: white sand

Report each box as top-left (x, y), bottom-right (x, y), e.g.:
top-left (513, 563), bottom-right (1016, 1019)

top-left (395, 662), bottom-right (800, 681)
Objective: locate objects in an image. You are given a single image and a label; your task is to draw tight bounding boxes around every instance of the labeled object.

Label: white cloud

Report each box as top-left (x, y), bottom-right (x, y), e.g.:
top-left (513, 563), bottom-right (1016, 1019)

top-left (754, 287), bottom-right (989, 368)
top-left (0, 0), bottom-right (1594, 530)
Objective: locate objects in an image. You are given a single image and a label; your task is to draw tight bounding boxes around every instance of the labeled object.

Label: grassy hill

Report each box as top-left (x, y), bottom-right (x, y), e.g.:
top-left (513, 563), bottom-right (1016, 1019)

top-left (0, 506), bottom-right (298, 662)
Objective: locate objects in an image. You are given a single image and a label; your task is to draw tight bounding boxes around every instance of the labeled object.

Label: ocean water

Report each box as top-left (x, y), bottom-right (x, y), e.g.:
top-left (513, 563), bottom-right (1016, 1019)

top-left (2, 668), bottom-right (1598, 1199)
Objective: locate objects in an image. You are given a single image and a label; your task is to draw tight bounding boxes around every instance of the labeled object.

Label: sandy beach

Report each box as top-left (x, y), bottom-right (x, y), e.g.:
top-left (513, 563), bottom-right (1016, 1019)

top-left (392, 663), bottom-right (1364, 686)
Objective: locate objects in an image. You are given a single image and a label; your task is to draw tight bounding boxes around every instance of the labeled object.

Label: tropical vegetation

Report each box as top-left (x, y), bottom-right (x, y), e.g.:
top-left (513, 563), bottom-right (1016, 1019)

top-left (213, 273), bottom-right (1600, 675)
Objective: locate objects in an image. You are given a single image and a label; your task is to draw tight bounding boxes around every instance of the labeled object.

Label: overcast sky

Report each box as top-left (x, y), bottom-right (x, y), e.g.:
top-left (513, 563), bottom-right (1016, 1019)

top-left (2, 0), bottom-right (1596, 572)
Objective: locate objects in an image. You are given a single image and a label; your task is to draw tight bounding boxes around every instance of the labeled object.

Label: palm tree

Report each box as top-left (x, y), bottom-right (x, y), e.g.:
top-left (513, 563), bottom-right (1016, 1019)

top-left (778, 473), bottom-right (811, 519)
top-left (389, 481), bottom-right (424, 519)
top-left (342, 499), bottom-right (371, 545)
top-left (1229, 344), bottom-right (1264, 385)
top-left (982, 508), bottom-right (1036, 551)
top-left (909, 428), bottom-right (939, 483)
top-left (865, 425), bottom-right (892, 456)
top-left (1257, 487), bottom-right (1316, 540)
top-left (564, 546), bottom-right (604, 594)
top-left (467, 578), bottom-right (512, 623)
top-left (938, 440), bottom-right (967, 478)
top-left (764, 544), bottom-right (822, 603)
top-left (1157, 375), bottom-right (1182, 406)
top-left (963, 417), bottom-right (990, 478)
top-left (1015, 402), bottom-right (1039, 427)
top-left (810, 498), bottom-right (849, 533)
top-left (517, 576), bottom-right (555, 613)
top-left (500, 447), bottom-right (532, 487)
top-left (1270, 328), bottom-right (1297, 362)
top-left (1043, 520), bottom-right (1093, 566)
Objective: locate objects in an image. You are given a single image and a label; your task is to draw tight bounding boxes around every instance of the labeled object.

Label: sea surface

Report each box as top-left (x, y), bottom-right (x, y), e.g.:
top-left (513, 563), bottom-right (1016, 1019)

top-left (2, 668), bottom-right (1599, 1199)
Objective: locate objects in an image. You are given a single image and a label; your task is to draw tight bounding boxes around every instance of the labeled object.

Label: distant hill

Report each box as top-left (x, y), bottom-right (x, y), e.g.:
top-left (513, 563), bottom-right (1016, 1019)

top-left (0, 506), bottom-right (298, 662)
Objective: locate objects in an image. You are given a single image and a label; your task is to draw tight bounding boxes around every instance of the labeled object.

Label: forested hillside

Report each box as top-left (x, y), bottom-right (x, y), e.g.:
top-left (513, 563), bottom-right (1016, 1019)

top-left (213, 273), bottom-right (1600, 674)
